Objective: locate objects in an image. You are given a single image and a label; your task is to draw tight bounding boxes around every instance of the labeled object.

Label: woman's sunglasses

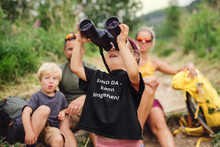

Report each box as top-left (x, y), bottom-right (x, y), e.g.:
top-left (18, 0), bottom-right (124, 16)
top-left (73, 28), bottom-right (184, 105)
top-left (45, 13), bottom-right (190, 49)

top-left (137, 37), bottom-right (152, 43)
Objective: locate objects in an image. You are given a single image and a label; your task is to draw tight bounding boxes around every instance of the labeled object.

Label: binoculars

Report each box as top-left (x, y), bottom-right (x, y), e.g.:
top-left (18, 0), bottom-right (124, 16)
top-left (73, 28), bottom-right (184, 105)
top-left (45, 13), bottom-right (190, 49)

top-left (79, 16), bottom-right (121, 51)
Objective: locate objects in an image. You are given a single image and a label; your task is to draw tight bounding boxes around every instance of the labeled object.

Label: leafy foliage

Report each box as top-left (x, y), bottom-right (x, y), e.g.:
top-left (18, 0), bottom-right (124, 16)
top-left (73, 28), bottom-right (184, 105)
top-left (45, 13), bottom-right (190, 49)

top-left (180, 3), bottom-right (220, 58)
top-left (37, 0), bottom-right (77, 31)
top-left (154, 40), bottom-right (176, 57)
top-left (212, 131), bottom-right (220, 147)
top-left (1, 0), bottom-right (28, 21)
top-left (74, 0), bottom-right (143, 31)
top-left (158, 48), bottom-right (176, 57)
top-left (77, 136), bottom-right (93, 147)
top-left (161, 0), bottom-right (180, 38)
top-left (0, 30), bottom-right (39, 84)
top-left (139, 0), bottom-right (181, 39)
top-left (139, 9), bottom-right (166, 39)
top-left (0, 0), bottom-right (143, 84)
top-left (0, 6), bottom-right (11, 36)
top-left (204, 0), bottom-right (219, 7)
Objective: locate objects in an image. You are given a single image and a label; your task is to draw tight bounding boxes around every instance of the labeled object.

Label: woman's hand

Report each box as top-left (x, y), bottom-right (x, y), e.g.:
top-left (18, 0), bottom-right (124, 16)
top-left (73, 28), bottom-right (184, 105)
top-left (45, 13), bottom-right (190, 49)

top-left (143, 76), bottom-right (160, 91)
top-left (182, 62), bottom-right (197, 79)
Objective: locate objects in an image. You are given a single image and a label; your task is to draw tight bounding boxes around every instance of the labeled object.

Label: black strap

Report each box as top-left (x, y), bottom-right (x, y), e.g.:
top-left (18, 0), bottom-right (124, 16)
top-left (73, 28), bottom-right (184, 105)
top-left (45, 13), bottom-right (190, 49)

top-left (99, 46), bottom-right (110, 73)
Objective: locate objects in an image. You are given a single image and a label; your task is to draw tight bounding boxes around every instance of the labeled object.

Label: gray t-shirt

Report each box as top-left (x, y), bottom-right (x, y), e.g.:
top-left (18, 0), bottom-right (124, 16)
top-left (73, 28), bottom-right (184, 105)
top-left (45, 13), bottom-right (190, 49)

top-left (23, 90), bottom-right (68, 128)
top-left (59, 60), bottom-right (97, 104)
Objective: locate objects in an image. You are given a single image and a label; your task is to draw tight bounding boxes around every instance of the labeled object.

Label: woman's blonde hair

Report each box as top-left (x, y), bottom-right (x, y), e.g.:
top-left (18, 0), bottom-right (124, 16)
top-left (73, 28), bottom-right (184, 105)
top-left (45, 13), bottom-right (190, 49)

top-left (135, 26), bottom-right (156, 52)
top-left (37, 62), bottom-right (62, 82)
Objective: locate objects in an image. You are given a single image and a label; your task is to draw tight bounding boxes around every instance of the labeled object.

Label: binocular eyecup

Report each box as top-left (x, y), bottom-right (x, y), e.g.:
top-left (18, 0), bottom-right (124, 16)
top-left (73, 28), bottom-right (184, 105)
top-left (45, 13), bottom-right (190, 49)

top-left (105, 17), bottom-right (121, 39)
top-left (79, 16), bottom-right (121, 51)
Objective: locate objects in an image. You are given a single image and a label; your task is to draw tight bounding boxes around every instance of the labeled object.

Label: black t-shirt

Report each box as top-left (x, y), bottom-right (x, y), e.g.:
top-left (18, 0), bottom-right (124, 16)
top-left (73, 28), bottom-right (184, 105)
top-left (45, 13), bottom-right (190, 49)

top-left (79, 67), bottom-right (144, 140)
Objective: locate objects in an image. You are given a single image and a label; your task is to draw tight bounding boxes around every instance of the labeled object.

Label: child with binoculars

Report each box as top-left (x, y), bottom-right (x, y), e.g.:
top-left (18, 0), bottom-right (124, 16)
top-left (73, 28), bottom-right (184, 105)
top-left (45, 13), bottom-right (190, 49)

top-left (70, 20), bottom-right (144, 146)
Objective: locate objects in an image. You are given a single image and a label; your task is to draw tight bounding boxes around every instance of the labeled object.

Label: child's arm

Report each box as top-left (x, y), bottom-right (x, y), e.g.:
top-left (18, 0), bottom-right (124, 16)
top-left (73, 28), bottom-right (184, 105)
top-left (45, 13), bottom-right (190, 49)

top-left (22, 106), bottom-right (37, 145)
top-left (117, 24), bottom-right (140, 90)
top-left (70, 23), bottom-right (90, 82)
top-left (58, 108), bottom-right (67, 121)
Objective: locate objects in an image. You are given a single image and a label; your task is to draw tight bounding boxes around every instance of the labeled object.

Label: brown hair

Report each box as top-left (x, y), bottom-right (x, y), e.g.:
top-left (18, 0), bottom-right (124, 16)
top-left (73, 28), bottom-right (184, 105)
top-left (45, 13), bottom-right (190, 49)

top-left (126, 37), bottom-right (140, 65)
top-left (64, 32), bottom-right (77, 47)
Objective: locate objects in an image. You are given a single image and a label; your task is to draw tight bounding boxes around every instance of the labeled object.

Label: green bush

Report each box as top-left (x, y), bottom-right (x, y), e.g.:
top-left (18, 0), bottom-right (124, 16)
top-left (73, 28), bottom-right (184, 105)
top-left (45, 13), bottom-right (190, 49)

top-left (180, 4), bottom-right (220, 59)
top-left (0, 19), bottom-right (101, 84)
top-left (154, 39), bottom-right (176, 57)
top-left (212, 131), bottom-right (220, 147)
top-left (0, 37), bottom-right (39, 84)
top-left (158, 48), bottom-right (176, 57)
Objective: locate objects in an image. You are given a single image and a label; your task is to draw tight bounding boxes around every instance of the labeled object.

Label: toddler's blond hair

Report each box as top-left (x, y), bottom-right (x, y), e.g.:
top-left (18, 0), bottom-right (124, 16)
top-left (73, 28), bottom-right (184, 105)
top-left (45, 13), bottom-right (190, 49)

top-left (37, 62), bottom-right (62, 82)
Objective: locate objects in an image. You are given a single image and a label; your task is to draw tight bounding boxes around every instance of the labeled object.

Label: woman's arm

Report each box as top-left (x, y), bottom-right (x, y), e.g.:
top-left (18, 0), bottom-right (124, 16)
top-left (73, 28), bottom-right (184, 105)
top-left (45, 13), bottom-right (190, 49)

top-left (153, 59), bottom-right (197, 79)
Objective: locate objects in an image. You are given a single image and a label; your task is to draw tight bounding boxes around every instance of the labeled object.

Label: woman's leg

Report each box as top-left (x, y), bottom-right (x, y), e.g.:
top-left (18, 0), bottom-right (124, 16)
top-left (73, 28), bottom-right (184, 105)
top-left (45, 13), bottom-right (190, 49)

top-left (137, 85), bottom-right (155, 145)
top-left (147, 107), bottom-right (175, 147)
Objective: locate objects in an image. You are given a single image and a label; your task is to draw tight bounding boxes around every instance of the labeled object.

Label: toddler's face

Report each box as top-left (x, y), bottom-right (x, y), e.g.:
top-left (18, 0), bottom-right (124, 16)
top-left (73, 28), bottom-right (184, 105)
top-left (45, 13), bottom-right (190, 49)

top-left (105, 47), bottom-right (124, 71)
top-left (40, 74), bottom-right (59, 96)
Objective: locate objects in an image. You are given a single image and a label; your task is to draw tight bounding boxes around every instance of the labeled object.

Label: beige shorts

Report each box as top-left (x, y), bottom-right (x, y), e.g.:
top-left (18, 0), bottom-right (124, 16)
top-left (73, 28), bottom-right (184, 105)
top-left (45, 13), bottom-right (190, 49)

top-left (31, 108), bottom-right (64, 146)
top-left (38, 125), bottom-right (65, 146)
top-left (70, 114), bottom-right (81, 132)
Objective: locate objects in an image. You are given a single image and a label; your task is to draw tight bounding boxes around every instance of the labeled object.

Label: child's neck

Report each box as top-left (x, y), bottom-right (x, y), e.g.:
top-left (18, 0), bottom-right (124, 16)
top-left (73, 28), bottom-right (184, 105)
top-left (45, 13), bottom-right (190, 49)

top-left (41, 89), bottom-right (56, 97)
top-left (110, 67), bottom-right (125, 72)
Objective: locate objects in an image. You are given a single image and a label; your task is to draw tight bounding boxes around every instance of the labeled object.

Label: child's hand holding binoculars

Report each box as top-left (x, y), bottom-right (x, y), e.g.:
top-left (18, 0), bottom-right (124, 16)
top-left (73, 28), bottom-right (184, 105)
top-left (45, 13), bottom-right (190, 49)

top-left (117, 24), bottom-right (129, 45)
top-left (76, 23), bottom-right (91, 44)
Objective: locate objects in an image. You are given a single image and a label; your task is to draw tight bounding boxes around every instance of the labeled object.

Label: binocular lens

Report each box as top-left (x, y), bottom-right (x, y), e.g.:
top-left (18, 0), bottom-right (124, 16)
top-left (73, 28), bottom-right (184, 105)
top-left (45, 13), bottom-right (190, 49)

top-left (107, 21), bottom-right (118, 29)
top-left (105, 17), bottom-right (120, 30)
top-left (82, 23), bottom-right (91, 31)
top-left (79, 19), bottom-right (98, 40)
top-left (105, 17), bottom-right (121, 39)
